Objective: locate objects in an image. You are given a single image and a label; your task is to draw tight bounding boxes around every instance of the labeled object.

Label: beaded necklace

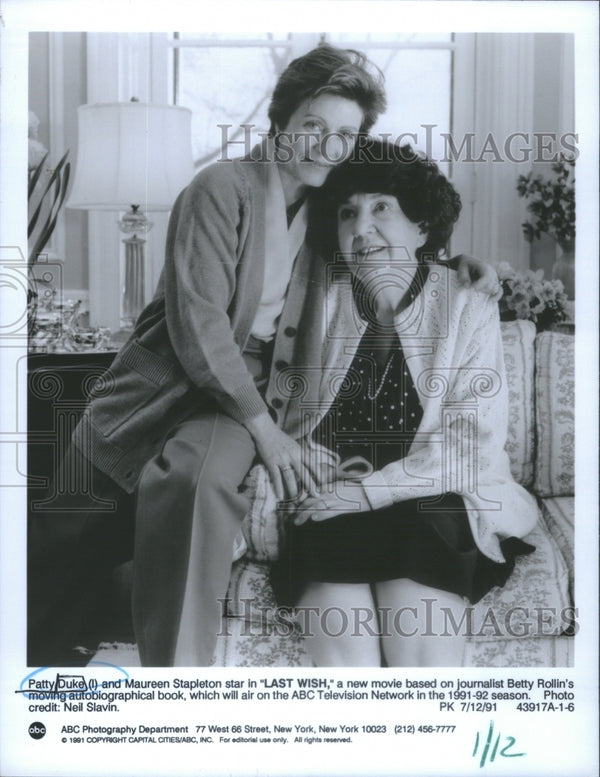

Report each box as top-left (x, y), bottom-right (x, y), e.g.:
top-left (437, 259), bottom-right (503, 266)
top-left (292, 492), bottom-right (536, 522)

top-left (366, 353), bottom-right (396, 400)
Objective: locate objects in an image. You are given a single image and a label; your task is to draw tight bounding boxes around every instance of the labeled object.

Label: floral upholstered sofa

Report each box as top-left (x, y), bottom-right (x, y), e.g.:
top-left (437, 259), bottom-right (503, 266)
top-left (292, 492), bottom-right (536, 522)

top-left (100, 321), bottom-right (575, 668)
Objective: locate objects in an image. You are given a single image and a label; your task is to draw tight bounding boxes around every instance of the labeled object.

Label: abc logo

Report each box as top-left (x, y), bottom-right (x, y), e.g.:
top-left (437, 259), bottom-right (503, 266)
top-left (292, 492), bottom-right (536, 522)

top-left (28, 722), bottom-right (46, 740)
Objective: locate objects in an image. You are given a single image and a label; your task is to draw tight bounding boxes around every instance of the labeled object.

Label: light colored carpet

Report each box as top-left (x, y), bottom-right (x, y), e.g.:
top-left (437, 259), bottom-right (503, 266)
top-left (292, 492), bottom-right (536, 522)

top-left (90, 641), bottom-right (141, 667)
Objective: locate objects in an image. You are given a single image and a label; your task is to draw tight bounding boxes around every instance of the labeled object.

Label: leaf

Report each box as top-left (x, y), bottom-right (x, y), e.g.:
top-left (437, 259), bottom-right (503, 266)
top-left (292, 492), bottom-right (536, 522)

top-left (28, 154), bottom-right (68, 239)
top-left (28, 152), bottom-right (50, 199)
top-left (28, 152), bottom-right (70, 265)
top-left (31, 163), bottom-right (71, 263)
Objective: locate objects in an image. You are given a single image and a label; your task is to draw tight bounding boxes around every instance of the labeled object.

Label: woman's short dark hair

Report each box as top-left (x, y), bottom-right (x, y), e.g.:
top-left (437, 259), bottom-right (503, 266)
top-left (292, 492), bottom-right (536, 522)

top-left (268, 44), bottom-right (386, 135)
top-left (309, 138), bottom-right (462, 262)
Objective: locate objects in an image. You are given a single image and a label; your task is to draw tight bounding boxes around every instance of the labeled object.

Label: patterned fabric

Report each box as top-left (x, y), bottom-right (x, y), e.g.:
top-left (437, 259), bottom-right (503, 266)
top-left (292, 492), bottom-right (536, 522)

top-left (90, 632), bottom-right (574, 668)
top-left (539, 496), bottom-right (574, 595)
top-left (314, 322), bottom-right (423, 468)
top-left (472, 517), bottom-right (571, 641)
top-left (533, 332), bottom-right (575, 496)
top-left (463, 635), bottom-right (573, 667)
top-left (500, 320), bottom-right (536, 487)
top-left (91, 634), bottom-right (574, 669)
top-left (213, 559), bottom-right (312, 667)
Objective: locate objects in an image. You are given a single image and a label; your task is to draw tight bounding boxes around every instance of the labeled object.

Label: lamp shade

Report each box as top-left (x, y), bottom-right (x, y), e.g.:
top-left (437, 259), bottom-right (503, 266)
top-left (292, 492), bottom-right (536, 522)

top-left (67, 102), bottom-right (194, 211)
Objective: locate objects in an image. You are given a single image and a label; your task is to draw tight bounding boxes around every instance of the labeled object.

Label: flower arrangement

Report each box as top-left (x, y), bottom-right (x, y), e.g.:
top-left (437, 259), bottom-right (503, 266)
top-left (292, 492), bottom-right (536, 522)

top-left (516, 157), bottom-right (575, 248)
top-left (497, 262), bottom-right (569, 332)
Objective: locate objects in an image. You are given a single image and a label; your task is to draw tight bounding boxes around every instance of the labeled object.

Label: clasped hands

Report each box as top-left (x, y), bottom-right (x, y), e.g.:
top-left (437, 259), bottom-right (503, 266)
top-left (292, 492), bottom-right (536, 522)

top-left (282, 479), bottom-right (371, 525)
top-left (244, 412), bottom-right (370, 525)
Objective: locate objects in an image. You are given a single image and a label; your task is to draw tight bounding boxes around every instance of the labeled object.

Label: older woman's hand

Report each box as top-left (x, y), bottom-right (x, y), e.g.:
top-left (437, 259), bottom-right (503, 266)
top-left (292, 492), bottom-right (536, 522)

top-left (452, 254), bottom-right (503, 300)
top-left (291, 480), bottom-right (371, 524)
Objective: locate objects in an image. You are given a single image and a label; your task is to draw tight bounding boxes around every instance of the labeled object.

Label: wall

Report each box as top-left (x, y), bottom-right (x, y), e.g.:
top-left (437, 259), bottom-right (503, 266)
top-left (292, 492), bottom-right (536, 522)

top-left (451, 33), bottom-right (574, 275)
top-left (28, 32), bottom-right (88, 296)
top-left (530, 33), bottom-right (575, 278)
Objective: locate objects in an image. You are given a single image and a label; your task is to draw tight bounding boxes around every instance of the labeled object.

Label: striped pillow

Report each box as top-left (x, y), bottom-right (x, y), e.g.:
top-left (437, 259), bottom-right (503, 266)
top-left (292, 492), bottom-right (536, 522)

top-left (539, 496), bottom-right (574, 595)
top-left (501, 320), bottom-right (536, 487)
top-left (534, 332), bottom-right (575, 496)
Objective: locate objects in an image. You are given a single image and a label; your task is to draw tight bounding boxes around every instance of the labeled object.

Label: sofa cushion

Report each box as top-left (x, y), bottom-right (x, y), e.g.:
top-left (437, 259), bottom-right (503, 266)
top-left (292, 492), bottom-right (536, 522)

top-left (533, 331), bottom-right (575, 496)
top-left (539, 496), bottom-right (574, 595)
top-left (500, 320), bottom-right (536, 488)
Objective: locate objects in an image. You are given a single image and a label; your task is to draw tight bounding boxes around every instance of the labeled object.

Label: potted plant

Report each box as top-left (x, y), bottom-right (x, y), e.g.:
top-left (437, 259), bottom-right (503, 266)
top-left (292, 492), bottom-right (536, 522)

top-left (28, 111), bottom-right (71, 336)
top-left (516, 157), bottom-right (575, 299)
top-left (28, 111), bottom-right (71, 267)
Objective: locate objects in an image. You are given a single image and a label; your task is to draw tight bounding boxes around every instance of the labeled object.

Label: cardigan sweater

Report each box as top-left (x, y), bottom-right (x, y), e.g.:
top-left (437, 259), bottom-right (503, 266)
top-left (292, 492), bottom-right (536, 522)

top-left (73, 146), bottom-right (321, 493)
top-left (243, 264), bottom-right (539, 563)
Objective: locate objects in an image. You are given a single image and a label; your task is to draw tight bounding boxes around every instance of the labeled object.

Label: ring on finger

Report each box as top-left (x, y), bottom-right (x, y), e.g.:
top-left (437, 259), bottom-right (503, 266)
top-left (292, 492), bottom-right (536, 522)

top-left (281, 465), bottom-right (294, 472)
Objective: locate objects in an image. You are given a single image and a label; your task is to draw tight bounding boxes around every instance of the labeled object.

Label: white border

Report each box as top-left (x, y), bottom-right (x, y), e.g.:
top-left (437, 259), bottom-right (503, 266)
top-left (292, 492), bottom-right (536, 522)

top-left (1, 3), bottom-right (598, 776)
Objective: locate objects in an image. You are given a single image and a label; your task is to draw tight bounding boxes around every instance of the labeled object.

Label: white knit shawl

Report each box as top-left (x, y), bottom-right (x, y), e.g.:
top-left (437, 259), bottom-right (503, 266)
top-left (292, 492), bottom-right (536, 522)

top-left (242, 265), bottom-right (539, 563)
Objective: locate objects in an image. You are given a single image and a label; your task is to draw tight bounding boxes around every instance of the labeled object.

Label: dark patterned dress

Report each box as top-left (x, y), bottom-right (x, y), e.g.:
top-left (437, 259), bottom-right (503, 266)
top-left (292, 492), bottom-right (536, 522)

top-left (271, 291), bottom-right (534, 608)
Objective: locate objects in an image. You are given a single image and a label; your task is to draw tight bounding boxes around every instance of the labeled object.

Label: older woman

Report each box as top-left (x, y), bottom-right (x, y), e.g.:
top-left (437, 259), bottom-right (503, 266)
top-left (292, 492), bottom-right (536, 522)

top-left (271, 139), bottom-right (538, 667)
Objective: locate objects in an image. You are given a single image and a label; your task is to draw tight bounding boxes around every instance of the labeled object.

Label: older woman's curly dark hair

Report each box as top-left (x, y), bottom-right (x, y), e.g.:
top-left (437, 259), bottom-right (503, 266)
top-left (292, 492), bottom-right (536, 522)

top-left (308, 139), bottom-right (462, 262)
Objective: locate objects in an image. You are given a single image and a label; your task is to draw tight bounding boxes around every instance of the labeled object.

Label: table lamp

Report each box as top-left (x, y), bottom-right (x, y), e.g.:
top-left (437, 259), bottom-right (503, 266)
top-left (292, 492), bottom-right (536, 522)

top-left (67, 100), bottom-right (194, 327)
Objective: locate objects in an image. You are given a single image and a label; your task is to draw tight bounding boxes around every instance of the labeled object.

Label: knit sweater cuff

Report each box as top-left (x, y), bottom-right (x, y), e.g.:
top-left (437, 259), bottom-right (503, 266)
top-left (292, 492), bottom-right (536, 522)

top-left (220, 382), bottom-right (269, 424)
top-left (361, 471), bottom-right (395, 511)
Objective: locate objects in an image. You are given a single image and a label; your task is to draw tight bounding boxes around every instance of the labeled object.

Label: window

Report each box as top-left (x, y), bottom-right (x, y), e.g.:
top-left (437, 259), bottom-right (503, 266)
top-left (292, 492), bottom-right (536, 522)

top-left (326, 33), bottom-right (453, 172)
top-left (172, 33), bottom-right (293, 168)
top-left (170, 32), bottom-right (454, 174)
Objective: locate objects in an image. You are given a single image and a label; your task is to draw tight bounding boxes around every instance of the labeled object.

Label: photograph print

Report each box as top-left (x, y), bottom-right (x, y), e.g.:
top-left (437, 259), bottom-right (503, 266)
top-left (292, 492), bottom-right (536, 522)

top-left (25, 30), bottom-right (577, 670)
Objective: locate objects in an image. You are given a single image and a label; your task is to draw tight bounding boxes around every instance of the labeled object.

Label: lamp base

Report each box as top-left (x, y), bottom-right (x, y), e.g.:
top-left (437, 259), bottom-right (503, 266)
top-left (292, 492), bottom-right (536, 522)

top-left (121, 234), bottom-right (146, 327)
top-left (118, 205), bottom-right (153, 328)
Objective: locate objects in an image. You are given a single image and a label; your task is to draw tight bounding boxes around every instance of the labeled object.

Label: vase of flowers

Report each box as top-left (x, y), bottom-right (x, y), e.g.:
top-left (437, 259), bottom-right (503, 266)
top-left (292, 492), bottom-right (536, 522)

top-left (552, 238), bottom-right (575, 301)
top-left (516, 157), bottom-right (575, 299)
top-left (496, 262), bottom-right (569, 332)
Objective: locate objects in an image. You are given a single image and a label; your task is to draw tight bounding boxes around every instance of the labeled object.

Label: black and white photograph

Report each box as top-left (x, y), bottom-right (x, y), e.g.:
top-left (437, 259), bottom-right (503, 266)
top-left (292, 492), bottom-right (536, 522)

top-left (1, 2), bottom-right (598, 776)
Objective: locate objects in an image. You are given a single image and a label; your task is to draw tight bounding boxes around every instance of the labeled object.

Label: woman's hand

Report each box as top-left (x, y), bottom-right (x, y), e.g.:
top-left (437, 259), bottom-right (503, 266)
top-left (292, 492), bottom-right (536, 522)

top-left (452, 254), bottom-right (503, 300)
top-left (244, 412), bottom-right (319, 500)
top-left (291, 480), bottom-right (371, 525)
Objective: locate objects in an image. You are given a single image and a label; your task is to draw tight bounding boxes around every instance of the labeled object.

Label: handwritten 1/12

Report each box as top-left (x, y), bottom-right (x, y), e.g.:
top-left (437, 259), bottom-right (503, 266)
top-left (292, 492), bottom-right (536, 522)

top-left (472, 720), bottom-right (526, 768)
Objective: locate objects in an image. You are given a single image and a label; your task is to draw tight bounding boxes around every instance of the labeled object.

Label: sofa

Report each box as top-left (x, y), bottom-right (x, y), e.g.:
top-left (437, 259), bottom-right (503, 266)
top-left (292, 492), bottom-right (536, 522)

top-left (96, 320), bottom-right (575, 668)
